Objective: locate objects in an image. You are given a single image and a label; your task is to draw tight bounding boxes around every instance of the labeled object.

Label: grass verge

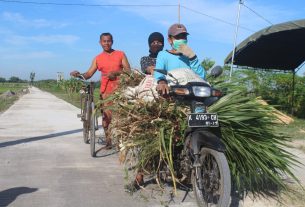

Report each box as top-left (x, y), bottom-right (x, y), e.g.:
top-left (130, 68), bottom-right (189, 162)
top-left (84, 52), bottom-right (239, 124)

top-left (0, 82), bottom-right (28, 94)
top-left (275, 118), bottom-right (305, 140)
top-left (243, 183), bottom-right (305, 207)
top-left (0, 96), bottom-right (19, 112)
top-left (0, 83), bottom-right (29, 112)
top-left (35, 82), bottom-right (100, 109)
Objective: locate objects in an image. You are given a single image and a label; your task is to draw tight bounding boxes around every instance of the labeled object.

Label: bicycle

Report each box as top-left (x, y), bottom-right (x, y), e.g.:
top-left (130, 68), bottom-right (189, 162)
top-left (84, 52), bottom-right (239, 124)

top-left (77, 75), bottom-right (118, 157)
top-left (77, 75), bottom-right (99, 157)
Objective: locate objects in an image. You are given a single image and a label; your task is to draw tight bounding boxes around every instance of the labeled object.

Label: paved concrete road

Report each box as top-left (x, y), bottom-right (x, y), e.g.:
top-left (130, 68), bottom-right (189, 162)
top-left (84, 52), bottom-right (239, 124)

top-left (0, 87), bottom-right (197, 207)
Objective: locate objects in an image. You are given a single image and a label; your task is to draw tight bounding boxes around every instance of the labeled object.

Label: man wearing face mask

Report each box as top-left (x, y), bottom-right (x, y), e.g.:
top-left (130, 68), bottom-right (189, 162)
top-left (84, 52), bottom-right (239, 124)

top-left (140, 32), bottom-right (164, 74)
top-left (154, 23), bottom-right (206, 94)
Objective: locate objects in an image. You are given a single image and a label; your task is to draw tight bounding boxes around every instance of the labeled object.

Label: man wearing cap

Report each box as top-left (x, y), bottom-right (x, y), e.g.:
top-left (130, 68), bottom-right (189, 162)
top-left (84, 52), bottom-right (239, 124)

top-left (154, 23), bottom-right (206, 94)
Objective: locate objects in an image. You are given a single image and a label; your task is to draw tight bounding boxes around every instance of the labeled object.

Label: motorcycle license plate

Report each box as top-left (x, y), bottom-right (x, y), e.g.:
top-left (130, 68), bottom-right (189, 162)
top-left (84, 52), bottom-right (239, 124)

top-left (188, 113), bottom-right (219, 127)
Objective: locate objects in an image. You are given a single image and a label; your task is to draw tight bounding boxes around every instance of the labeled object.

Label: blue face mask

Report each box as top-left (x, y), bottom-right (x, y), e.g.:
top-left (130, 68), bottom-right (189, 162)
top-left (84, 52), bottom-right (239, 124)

top-left (173, 39), bottom-right (187, 50)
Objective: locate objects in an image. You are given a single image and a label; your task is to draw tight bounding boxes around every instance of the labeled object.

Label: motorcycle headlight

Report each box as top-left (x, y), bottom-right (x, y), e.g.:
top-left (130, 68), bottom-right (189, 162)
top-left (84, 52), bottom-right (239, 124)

top-left (192, 86), bottom-right (211, 97)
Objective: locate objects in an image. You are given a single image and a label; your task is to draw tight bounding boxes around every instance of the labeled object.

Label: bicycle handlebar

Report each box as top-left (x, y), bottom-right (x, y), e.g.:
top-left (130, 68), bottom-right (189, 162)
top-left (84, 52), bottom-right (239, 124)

top-left (76, 74), bottom-right (86, 80)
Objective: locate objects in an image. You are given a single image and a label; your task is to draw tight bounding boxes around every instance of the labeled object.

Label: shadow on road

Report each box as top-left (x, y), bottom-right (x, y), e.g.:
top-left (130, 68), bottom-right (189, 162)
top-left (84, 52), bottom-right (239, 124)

top-left (0, 128), bottom-right (82, 148)
top-left (0, 187), bottom-right (38, 207)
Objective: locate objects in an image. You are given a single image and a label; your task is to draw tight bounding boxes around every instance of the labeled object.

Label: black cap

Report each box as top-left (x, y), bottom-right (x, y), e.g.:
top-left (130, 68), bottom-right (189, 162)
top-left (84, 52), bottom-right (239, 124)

top-left (148, 32), bottom-right (164, 45)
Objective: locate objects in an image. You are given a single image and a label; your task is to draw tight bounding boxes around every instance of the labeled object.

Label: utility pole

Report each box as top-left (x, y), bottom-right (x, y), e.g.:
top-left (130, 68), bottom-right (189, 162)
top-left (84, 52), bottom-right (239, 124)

top-left (291, 69), bottom-right (295, 116)
top-left (30, 71), bottom-right (35, 86)
top-left (229, 0), bottom-right (244, 81)
top-left (178, 0), bottom-right (181, 24)
top-left (57, 72), bottom-right (64, 83)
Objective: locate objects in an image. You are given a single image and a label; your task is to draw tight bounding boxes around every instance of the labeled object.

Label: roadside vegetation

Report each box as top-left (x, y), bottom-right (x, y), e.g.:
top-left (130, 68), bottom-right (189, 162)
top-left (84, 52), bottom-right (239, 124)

top-left (229, 67), bottom-right (305, 118)
top-left (277, 118), bottom-right (305, 155)
top-left (35, 79), bottom-right (100, 108)
top-left (0, 82), bottom-right (29, 112)
top-left (0, 82), bottom-right (28, 93)
top-left (276, 118), bottom-right (305, 140)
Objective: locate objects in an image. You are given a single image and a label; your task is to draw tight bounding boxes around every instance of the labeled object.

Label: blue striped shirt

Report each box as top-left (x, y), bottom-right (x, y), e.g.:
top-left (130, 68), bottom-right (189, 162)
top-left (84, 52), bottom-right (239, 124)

top-left (154, 50), bottom-right (205, 82)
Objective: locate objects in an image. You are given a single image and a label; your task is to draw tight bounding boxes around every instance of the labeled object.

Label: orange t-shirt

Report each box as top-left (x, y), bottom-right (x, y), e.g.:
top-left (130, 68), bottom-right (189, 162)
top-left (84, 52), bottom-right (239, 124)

top-left (96, 50), bottom-right (124, 95)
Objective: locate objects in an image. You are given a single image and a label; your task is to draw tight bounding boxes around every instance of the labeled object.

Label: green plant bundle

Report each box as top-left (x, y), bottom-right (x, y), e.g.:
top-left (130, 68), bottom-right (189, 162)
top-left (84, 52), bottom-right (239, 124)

top-left (105, 92), bottom-right (188, 170)
top-left (101, 71), bottom-right (300, 198)
top-left (209, 90), bottom-right (300, 196)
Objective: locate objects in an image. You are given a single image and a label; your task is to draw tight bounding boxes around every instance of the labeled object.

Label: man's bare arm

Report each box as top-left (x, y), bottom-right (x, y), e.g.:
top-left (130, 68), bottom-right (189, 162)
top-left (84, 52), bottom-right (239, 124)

top-left (83, 58), bottom-right (98, 79)
top-left (70, 58), bottom-right (97, 79)
top-left (122, 53), bottom-right (131, 72)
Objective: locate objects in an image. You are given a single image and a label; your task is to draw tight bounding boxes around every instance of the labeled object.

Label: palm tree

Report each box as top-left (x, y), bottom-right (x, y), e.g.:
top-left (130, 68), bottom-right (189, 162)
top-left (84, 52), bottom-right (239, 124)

top-left (201, 58), bottom-right (215, 71)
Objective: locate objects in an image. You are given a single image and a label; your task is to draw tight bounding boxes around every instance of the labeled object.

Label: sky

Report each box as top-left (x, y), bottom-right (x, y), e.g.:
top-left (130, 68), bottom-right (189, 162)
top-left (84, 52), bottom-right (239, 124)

top-left (0, 0), bottom-right (305, 80)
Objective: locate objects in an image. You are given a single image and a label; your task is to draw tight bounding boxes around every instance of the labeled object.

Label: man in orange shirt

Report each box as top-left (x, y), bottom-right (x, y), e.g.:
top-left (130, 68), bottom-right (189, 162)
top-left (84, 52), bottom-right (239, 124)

top-left (70, 32), bottom-right (131, 146)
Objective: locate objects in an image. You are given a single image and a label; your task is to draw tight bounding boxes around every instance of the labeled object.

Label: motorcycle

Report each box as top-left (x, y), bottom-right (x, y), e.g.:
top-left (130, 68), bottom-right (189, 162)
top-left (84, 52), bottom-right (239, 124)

top-left (155, 66), bottom-right (231, 207)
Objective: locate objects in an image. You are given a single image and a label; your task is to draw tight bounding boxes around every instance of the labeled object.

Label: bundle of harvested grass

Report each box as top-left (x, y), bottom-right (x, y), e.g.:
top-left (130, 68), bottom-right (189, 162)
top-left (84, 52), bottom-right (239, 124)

top-left (101, 70), bottom-right (300, 198)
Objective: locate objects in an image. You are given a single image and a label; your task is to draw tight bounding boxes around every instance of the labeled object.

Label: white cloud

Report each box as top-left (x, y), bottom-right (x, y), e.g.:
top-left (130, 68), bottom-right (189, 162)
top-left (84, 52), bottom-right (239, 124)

top-left (5, 34), bottom-right (80, 45)
top-left (1, 11), bottom-right (68, 28)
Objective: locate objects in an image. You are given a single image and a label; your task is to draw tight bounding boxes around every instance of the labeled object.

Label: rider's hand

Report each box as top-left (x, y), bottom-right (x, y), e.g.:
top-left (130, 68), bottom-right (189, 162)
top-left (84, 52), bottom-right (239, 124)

top-left (70, 70), bottom-right (80, 77)
top-left (156, 80), bottom-right (169, 95)
top-left (177, 44), bottom-right (195, 59)
top-left (107, 71), bottom-right (120, 80)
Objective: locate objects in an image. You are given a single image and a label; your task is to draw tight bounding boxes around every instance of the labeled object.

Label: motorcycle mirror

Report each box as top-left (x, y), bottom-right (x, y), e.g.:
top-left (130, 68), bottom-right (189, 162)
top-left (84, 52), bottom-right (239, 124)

top-left (210, 66), bottom-right (223, 78)
top-left (154, 69), bottom-right (168, 75)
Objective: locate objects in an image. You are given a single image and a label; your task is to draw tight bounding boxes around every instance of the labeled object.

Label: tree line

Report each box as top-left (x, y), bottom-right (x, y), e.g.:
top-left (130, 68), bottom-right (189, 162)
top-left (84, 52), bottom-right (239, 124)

top-left (202, 58), bottom-right (305, 118)
top-left (232, 69), bottom-right (305, 118)
top-left (0, 76), bottom-right (28, 83)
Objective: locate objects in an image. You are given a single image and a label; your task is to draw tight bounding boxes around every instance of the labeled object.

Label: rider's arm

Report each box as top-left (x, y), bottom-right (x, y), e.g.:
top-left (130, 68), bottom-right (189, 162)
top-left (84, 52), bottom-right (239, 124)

top-left (178, 45), bottom-right (206, 79)
top-left (154, 51), bottom-right (169, 95)
top-left (189, 56), bottom-right (206, 79)
top-left (140, 57), bottom-right (148, 74)
top-left (140, 56), bottom-right (156, 75)
top-left (154, 51), bottom-right (166, 82)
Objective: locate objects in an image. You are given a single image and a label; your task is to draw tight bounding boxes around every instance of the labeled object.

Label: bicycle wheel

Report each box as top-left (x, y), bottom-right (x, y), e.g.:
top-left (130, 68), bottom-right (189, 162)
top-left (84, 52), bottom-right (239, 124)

top-left (82, 96), bottom-right (90, 144)
top-left (94, 126), bottom-right (119, 157)
top-left (192, 147), bottom-right (231, 207)
top-left (90, 102), bottom-right (97, 157)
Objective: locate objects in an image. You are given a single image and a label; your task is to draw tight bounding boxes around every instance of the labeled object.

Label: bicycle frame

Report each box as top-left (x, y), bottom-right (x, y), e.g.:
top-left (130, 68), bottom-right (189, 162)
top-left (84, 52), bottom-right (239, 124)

top-left (78, 76), bottom-right (95, 119)
top-left (77, 75), bottom-right (96, 144)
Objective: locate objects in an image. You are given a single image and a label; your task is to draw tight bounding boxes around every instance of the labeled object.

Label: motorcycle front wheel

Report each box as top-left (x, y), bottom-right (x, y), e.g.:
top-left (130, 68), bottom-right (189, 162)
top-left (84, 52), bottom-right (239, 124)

top-left (192, 147), bottom-right (231, 207)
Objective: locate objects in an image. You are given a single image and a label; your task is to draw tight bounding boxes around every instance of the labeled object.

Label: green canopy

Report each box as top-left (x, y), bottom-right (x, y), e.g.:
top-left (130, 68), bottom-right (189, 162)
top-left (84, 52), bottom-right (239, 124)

top-left (224, 19), bottom-right (305, 70)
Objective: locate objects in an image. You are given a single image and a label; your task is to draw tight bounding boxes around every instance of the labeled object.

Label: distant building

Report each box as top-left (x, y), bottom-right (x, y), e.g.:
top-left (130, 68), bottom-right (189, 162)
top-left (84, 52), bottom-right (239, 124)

top-left (57, 72), bottom-right (64, 82)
